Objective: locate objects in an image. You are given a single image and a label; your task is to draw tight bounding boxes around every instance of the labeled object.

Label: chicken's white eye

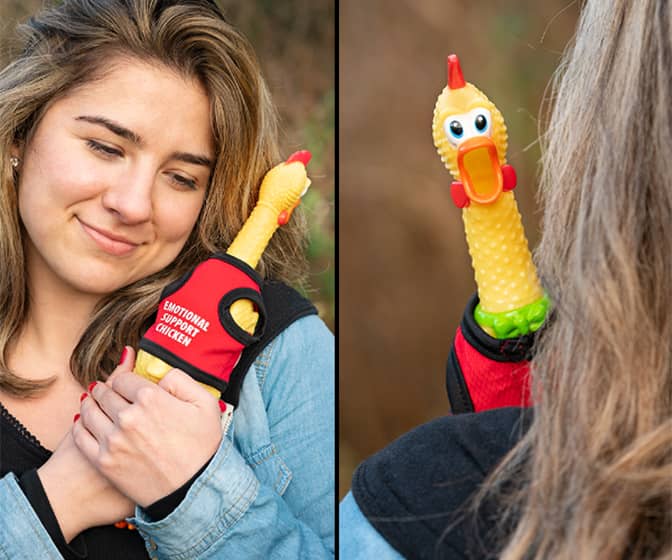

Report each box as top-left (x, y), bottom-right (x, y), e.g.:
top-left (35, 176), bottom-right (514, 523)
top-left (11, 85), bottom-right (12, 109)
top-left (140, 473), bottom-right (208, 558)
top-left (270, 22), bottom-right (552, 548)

top-left (444, 118), bottom-right (465, 146)
top-left (475, 113), bottom-right (488, 133)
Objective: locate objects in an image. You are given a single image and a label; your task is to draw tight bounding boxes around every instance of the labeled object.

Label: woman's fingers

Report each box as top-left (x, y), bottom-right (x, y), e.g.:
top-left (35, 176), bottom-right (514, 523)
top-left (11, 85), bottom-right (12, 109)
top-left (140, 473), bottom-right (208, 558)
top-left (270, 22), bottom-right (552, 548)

top-left (111, 368), bottom-right (215, 410)
top-left (85, 381), bottom-right (132, 427)
top-left (71, 411), bottom-right (102, 463)
top-left (158, 368), bottom-right (215, 405)
top-left (106, 345), bottom-right (136, 385)
top-left (78, 378), bottom-right (143, 472)
top-left (109, 370), bottom-right (158, 404)
top-left (79, 386), bottom-right (132, 466)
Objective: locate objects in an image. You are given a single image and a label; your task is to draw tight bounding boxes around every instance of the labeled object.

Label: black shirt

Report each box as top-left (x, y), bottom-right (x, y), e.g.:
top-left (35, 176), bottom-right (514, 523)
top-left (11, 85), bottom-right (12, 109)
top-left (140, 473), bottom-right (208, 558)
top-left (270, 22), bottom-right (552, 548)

top-left (0, 401), bottom-right (150, 559)
top-left (352, 407), bottom-right (533, 560)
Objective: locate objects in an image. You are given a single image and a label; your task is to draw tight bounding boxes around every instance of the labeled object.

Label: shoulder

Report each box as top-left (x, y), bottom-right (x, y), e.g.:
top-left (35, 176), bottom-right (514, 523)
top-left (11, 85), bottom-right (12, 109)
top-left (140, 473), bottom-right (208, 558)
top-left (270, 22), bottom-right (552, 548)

top-left (272, 313), bottom-right (333, 354)
top-left (256, 313), bottom-right (333, 399)
top-left (256, 282), bottom-right (332, 374)
top-left (258, 281), bottom-right (332, 362)
top-left (243, 282), bottom-right (332, 399)
top-left (225, 281), bottom-right (331, 404)
top-left (352, 407), bottom-right (532, 559)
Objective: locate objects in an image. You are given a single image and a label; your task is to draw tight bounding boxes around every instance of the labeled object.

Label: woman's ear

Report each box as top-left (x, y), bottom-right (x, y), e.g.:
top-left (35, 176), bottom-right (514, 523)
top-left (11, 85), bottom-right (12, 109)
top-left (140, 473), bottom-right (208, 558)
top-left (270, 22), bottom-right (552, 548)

top-left (10, 143), bottom-right (23, 159)
top-left (10, 143), bottom-right (24, 176)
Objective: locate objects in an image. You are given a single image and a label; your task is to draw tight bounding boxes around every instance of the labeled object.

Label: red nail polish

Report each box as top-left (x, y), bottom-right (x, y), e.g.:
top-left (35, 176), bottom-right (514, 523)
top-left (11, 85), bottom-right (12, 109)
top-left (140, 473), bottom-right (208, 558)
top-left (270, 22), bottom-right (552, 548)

top-left (88, 381), bottom-right (98, 393)
top-left (119, 347), bottom-right (128, 365)
top-left (73, 413), bottom-right (80, 423)
top-left (80, 392), bottom-right (88, 402)
top-left (218, 401), bottom-right (226, 413)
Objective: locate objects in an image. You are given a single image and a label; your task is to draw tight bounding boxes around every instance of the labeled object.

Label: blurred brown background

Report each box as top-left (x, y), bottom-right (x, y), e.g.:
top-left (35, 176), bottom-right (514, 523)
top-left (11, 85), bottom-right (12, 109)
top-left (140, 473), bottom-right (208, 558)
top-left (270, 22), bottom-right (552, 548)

top-left (339, 0), bottom-right (579, 498)
top-left (0, 0), bottom-right (335, 330)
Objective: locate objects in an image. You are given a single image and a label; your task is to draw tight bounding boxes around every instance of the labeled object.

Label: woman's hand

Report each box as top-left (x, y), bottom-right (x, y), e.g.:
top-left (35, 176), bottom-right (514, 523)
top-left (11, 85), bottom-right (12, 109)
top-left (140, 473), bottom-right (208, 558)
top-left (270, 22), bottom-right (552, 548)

top-left (37, 429), bottom-right (135, 542)
top-left (72, 347), bottom-right (223, 507)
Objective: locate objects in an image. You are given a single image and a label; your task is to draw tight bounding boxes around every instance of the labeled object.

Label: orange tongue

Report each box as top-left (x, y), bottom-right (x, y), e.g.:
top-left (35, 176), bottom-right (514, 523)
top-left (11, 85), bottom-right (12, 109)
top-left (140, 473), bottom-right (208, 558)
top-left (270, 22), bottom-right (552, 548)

top-left (457, 137), bottom-right (502, 205)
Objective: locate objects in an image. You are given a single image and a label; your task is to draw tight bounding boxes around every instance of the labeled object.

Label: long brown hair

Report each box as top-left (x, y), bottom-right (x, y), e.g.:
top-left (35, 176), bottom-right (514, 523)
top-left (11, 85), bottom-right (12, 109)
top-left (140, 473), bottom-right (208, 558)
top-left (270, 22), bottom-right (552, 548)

top-left (473, 1), bottom-right (672, 558)
top-left (0, 0), bottom-right (307, 396)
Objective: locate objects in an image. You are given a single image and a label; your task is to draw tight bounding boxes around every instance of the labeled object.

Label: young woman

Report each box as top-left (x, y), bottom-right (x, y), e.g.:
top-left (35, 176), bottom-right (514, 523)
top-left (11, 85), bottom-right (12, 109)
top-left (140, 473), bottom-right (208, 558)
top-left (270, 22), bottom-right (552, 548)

top-left (0, 1), bottom-right (334, 558)
top-left (340, 0), bottom-right (671, 558)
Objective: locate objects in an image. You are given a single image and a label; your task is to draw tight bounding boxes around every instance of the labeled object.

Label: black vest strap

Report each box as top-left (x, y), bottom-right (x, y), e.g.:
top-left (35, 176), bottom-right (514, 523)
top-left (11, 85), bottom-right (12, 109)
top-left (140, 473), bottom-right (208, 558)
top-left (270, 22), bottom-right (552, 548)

top-left (222, 281), bottom-right (318, 406)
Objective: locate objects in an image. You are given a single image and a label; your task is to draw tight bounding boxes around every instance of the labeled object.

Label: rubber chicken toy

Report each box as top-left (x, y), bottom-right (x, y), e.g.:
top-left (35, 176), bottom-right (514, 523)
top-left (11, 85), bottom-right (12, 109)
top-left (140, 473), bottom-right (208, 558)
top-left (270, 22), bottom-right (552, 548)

top-left (432, 55), bottom-right (548, 338)
top-left (133, 151), bottom-right (312, 410)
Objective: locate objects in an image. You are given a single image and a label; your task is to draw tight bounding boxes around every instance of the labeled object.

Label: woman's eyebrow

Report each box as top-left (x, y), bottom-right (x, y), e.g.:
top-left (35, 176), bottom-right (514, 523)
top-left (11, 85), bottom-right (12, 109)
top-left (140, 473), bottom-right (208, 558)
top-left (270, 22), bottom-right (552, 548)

top-left (171, 152), bottom-right (213, 168)
top-left (75, 114), bottom-right (213, 168)
top-left (76, 114), bottom-right (143, 145)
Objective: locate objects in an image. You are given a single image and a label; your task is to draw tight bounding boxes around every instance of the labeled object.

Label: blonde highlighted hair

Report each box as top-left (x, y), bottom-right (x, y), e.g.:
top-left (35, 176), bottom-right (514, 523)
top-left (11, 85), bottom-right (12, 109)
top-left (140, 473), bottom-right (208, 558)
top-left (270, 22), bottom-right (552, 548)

top-left (472, 1), bottom-right (672, 558)
top-left (0, 0), bottom-right (307, 396)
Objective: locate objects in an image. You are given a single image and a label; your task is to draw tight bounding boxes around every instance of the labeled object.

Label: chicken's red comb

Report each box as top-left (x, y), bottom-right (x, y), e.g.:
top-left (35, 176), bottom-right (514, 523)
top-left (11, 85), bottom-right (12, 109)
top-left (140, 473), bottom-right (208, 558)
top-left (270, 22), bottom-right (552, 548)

top-left (447, 54), bottom-right (466, 89)
top-left (285, 150), bottom-right (311, 166)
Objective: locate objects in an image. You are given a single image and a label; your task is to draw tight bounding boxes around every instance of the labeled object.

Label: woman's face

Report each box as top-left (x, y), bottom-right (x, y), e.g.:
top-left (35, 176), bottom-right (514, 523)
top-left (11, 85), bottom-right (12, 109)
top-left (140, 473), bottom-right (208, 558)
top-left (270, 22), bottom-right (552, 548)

top-left (17, 57), bottom-right (214, 297)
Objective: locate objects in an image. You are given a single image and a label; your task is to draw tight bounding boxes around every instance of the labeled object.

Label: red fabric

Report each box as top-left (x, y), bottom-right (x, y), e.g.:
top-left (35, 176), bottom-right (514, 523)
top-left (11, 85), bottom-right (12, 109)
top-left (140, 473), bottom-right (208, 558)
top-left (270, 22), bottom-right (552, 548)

top-left (142, 257), bottom-right (261, 384)
top-left (454, 326), bottom-right (532, 411)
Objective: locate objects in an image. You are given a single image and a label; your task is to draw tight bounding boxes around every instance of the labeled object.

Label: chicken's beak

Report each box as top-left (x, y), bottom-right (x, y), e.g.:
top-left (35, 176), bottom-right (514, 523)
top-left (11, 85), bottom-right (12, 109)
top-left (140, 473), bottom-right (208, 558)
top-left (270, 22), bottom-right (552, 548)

top-left (457, 137), bottom-right (502, 205)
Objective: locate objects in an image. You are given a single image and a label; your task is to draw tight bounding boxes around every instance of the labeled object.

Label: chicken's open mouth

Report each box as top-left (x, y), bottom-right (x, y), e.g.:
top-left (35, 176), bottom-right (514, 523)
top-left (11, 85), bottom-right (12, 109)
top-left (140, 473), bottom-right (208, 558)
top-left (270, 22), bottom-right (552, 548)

top-left (457, 137), bottom-right (502, 205)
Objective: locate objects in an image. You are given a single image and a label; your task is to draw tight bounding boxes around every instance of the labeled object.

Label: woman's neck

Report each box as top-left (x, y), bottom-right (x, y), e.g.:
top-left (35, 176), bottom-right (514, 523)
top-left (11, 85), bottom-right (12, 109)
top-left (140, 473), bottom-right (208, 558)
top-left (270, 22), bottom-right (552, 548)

top-left (9, 266), bottom-right (101, 384)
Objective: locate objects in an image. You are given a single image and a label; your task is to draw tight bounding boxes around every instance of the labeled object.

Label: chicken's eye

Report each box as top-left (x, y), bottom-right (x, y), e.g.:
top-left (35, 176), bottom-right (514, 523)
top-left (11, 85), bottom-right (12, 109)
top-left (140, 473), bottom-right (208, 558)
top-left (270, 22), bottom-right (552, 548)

top-left (475, 114), bottom-right (488, 132)
top-left (448, 121), bottom-right (463, 139)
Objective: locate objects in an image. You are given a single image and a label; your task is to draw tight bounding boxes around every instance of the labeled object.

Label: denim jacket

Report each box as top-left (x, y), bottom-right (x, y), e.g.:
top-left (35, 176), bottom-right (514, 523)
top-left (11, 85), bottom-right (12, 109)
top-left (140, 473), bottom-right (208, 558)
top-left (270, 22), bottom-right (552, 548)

top-left (339, 492), bottom-right (404, 559)
top-left (0, 314), bottom-right (335, 559)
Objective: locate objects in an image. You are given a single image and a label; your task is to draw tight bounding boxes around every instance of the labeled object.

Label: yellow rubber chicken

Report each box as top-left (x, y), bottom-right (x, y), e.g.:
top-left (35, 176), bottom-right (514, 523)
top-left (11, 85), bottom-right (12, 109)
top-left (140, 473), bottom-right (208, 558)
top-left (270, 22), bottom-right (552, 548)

top-left (134, 151), bottom-right (312, 398)
top-left (432, 55), bottom-right (548, 338)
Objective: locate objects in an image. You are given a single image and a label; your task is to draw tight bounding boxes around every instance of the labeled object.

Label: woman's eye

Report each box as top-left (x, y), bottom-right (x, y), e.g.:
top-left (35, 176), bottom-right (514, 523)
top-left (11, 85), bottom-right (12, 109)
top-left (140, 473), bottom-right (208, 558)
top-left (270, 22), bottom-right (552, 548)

top-left (448, 120), bottom-right (464, 139)
top-left (475, 114), bottom-right (488, 132)
top-left (86, 139), bottom-right (123, 157)
top-left (169, 173), bottom-right (198, 190)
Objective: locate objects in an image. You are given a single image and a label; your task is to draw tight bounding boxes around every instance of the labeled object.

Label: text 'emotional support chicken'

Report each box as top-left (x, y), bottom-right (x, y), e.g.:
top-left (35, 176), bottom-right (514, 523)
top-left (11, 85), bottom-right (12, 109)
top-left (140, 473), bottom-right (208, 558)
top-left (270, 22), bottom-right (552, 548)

top-left (432, 55), bottom-right (548, 338)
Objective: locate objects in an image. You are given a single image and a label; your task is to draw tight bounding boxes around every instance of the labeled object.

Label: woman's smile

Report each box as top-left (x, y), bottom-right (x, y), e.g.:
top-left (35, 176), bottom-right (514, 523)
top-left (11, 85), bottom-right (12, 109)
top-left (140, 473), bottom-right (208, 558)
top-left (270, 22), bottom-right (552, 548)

top-left (76, 218), bottom-right (142, 257)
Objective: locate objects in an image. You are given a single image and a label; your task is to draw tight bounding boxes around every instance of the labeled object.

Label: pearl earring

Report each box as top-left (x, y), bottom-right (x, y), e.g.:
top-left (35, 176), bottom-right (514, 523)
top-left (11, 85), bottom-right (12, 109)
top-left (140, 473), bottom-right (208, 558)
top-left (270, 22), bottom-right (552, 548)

top-left (10, 156), bottom-right (20, 168)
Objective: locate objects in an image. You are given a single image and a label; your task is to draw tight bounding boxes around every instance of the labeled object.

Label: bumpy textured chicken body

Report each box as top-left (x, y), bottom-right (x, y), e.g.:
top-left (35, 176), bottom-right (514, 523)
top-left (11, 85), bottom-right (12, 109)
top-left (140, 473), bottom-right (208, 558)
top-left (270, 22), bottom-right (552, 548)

top-left (432, 55), bottom-right (547, 338)
top-left (133, 151), bottom-right (312, 400)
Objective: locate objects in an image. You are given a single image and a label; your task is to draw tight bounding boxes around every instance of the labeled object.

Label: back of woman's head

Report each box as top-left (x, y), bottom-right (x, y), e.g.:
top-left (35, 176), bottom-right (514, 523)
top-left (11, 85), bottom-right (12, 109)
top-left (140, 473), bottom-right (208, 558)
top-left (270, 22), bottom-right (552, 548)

top-left (478, 1), bottom-right (672, 558)
top-left (0, 0), bottom-right (307, 394)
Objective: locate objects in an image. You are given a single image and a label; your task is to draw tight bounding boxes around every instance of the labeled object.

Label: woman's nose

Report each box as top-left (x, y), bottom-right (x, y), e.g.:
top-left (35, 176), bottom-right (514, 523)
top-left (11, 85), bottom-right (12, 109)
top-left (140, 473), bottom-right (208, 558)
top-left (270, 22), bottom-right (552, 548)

top-left (101, 168), bottom-right (154, 224)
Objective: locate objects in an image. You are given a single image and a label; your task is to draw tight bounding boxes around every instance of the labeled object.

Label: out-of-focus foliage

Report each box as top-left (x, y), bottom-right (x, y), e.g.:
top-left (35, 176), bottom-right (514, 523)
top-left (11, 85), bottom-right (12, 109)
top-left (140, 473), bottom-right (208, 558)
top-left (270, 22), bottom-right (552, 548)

top-left (339, 0), bottom-right (579, 499)
top-left (0, 0), bottom-right (335, 331)
top-left (221, 0), bottom-right (335, 328)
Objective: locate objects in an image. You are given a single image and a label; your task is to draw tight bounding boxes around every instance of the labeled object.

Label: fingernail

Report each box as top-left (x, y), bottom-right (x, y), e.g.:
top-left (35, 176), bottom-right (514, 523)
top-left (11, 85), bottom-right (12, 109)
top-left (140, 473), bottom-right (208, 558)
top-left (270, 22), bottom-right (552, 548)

top-left (88, 381), bottom-right (98, 393)
top-left (80, 392), bottom-right (88, 402)
top-left (73, 413), bottom-right (80, 423)
top-left (119, 347), bottom-right (128, 365)
top-left (218, 401), bottom-right (227, 413)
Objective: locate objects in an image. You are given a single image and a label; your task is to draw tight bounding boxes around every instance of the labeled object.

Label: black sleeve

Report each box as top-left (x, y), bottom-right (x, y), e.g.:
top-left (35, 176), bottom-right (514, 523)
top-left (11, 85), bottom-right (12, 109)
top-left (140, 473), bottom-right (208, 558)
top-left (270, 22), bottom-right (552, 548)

top-left (17, 469), bottom-right (88, 560)
top-left (143, 455), bottom-right (212, 521)
top-left (351, 407), bottom-right (533, 559)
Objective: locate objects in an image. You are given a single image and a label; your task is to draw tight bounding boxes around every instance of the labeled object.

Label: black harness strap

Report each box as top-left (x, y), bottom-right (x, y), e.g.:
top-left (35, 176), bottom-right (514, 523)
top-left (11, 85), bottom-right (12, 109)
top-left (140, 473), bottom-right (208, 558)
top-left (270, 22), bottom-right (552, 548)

top-left (222, 281), bottom-right (318, 407)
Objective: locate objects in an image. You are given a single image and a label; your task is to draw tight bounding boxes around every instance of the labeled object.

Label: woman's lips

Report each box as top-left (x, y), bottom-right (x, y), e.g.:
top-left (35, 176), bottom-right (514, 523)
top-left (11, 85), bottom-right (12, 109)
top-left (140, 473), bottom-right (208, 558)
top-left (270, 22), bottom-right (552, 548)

top-left (78, 219), bottom-right (139, 256)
